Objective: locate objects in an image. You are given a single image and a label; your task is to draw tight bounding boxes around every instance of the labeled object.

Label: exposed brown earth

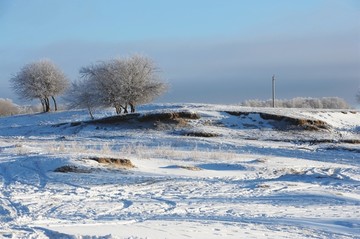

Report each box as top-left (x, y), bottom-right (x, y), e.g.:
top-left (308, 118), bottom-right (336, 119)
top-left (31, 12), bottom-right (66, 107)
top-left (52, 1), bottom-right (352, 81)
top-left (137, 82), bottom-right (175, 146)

top-left (139, 111), bottom-right (200, 122)
top-left (88, 157), bottom-right (135, 168)
top-left (226, 111), bottom-right (330, 131)
top-left (84, 111), bottom-right (200, 128)
top-left (182, 131), bottom-right (220, 137)
top-left (54, 165), bottom-right (92, 173)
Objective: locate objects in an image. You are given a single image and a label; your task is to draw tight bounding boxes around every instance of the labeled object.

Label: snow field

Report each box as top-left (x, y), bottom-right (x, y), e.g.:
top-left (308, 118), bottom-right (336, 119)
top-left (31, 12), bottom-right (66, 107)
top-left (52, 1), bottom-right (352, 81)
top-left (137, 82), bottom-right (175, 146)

top-left (0, 103), bottom-right (359, 238)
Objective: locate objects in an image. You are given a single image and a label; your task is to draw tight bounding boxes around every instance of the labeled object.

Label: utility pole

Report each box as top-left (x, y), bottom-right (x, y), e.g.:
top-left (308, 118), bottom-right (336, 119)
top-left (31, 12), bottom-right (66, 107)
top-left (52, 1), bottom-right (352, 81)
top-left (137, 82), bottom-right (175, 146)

top-left (272, 74), bottom-right (276, 108)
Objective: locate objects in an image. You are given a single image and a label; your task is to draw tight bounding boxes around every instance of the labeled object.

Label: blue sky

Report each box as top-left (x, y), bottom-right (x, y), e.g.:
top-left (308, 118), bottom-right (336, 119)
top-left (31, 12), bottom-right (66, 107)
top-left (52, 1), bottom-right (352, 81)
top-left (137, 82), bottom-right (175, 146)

top-left (0, 0), bottom-right (359, 105)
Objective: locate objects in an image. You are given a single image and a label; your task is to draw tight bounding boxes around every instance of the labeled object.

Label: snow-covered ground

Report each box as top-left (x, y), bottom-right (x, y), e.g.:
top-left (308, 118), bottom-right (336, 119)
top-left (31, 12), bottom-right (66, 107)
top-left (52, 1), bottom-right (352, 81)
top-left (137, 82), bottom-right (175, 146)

top-left (0, 103), bottom-right (359, 238)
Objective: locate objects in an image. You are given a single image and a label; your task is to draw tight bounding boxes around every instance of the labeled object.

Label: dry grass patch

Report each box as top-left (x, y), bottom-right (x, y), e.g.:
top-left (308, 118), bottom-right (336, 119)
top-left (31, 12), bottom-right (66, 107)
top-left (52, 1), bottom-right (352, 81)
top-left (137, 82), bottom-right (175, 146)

top-left (139, 111), bottom-right (200, 122)
top-left (88, 157), bottom-right (135, 169)
top-left (163, 165), bottom-right (202, 171)
top-left (88, 113), bottom-right (140, 124)
top-left (341, 139), bottom-right (360, 144)
top-left (273, 168), bottom-right (307, 176)
top-left (141, 111), bottom-right (200, 129)
top-left (259, 113), bottom-right (330, 131)
top-left (182, 131), bottom-right (219, 137)
top-left (54, 165), bottom-right (91, 173)
top-left (84, 111), bottom-right (200, 127)
top-left (257, 184), bottom-right (271, 189)
top-left (225, 111), bottom-right (330, 131)
top-left (255, 158), bottom-right (267, 163)
top-left (178, 165), bottom-right (202, 171)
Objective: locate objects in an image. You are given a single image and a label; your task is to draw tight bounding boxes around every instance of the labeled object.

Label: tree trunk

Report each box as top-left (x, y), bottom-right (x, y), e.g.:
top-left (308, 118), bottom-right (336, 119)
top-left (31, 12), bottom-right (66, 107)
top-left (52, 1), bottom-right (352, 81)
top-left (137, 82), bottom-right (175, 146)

top-left (40, 98), bottom-right (46, 112)
top-left (122, 104), bottom-right (128, 114)
top-left (115, 106), bottom-right (121, 115)
top-left (129, 103), bottom-right (135, 113)
top-left (51, 96), bottom-right (58, 111)
top-left (44, 97), bottom-right (50, 112)
top-left (87, 107), bottom-right (94, 120)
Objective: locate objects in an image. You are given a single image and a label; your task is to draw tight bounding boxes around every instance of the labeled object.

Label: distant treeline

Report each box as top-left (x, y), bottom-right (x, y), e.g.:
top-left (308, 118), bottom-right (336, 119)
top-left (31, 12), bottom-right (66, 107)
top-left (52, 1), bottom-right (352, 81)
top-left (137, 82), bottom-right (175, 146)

top-left (240, 97), bottom-right (350, 109)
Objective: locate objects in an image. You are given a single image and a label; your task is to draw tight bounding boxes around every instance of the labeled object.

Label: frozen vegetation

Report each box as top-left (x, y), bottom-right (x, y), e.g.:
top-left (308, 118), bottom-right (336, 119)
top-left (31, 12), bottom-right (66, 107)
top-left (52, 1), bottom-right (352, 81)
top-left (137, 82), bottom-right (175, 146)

top-left (0, 98), bottom-right (20, 116)
top-left (240, 97), bottom-right (350, 109)
top-left (0, 103), bottom-right (359, 238)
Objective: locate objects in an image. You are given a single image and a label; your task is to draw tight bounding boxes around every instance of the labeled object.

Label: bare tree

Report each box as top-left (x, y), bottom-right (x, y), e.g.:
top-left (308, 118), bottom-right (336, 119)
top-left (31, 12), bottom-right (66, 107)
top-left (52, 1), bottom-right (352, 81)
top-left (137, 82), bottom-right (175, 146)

top-left (79, 55), bottom-right (167, 114)
top-left (65, 79), bottom-right (101, 119)
top-left (10, 59), bottom-right (69, 112)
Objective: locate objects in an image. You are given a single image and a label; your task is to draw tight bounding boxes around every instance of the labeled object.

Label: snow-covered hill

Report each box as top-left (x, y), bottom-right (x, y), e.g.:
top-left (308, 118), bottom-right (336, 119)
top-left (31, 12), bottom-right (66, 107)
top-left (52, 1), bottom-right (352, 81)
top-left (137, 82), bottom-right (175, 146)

top-left (0, 103), bottom-right (359, 238)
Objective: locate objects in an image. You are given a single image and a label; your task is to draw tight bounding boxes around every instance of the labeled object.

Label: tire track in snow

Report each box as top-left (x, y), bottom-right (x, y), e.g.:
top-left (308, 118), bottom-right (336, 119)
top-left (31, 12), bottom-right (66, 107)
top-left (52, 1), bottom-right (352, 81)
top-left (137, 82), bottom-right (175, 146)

top-left (0, 161), bottom-right (32, 224)
top-left (0, 193), bottom-right (30, 223)
top-left (17, 159), bottom-right (49, 189)
top-left (0, 164), bottom-right (12, 187)
top-left (151, 197), bottom-right (177, 212)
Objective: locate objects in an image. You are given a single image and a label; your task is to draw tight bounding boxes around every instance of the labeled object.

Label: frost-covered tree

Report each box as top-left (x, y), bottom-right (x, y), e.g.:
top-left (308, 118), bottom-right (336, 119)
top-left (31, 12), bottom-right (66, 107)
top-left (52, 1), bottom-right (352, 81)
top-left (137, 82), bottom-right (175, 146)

top-left (119, 55), bottom-right (168, 113)
top-left (80, 60), bottom-right (126, 114)
top-left (65, 79), bottom-right (101, 119)
top-left (10, 59), bottom-right (69, 112)
top-left (0, 98), bottom-right (20, 116)
top-left (79, 55), bottom-right (167, 114)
